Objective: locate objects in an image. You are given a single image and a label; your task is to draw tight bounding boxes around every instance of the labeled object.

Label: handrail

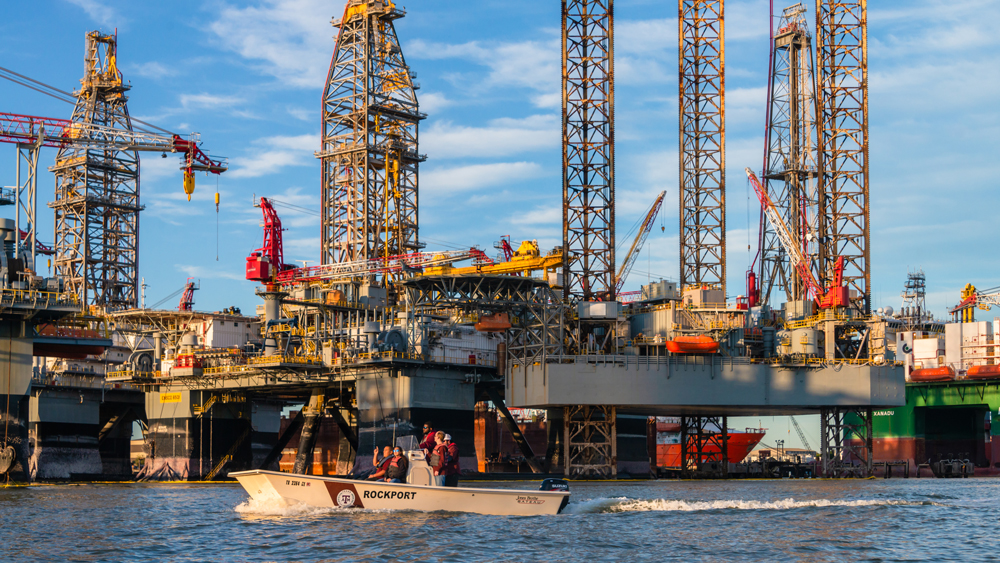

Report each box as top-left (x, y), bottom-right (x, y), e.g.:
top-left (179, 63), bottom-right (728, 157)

top-left (0, 288), bottom-right (80, 306)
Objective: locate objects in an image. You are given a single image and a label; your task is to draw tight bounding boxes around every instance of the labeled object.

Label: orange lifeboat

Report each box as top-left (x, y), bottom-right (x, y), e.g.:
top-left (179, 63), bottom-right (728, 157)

top-left (666, 335), bottom-right (720, 354)
top-left (909, 366), bottom-right (955, 382)
top-left (966, 365), bottom-right (1000, 380)
top-left (475, 312), bottom-right (512, 332)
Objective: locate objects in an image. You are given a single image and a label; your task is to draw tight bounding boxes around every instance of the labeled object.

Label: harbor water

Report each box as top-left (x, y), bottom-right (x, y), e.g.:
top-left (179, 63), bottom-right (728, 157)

top-left (3, 478), bottom-right (997, 562)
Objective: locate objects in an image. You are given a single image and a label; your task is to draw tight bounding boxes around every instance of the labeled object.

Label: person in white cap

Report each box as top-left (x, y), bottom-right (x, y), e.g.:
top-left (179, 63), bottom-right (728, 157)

top-left (443, 433), bottom-right (460, 487)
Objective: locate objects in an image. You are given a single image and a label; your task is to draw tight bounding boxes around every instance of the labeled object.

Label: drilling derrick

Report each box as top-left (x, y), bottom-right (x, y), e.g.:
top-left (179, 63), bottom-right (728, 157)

top-left (816, 0), bottom-right (869, 314)
top-left (50, 31), bottom-right (142, 310)
top-left (759, 3), bottom-right (819, 305)
top-left (563, 0), bottom-right (615, 305)
top-left (561, 0), bottom-right (616, 479)
top-left (320, 1), bottom-right (424, 278)
top-left (679, 0), bottom-right (725, 294)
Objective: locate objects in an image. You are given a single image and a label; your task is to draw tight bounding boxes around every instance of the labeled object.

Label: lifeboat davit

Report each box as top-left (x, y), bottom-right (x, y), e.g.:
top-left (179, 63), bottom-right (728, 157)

top-left (909, 366), bottom-right (955, 382)
top-left (966, 365), bottom-right (1000, 380)
top-left (666, 335), bottom-right (719, 354)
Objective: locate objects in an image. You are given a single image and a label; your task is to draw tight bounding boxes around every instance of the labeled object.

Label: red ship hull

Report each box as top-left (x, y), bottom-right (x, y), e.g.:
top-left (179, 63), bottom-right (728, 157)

top-left (653, 429), bottom-right (766, 468)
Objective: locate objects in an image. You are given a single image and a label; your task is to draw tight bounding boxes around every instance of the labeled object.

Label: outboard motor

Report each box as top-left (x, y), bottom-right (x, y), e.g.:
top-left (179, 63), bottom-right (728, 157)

top-left (539, 478), bottom-right (569, 492)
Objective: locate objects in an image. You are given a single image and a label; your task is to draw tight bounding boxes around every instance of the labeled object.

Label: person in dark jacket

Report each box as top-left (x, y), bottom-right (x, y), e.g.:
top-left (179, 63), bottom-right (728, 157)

top-left (443, 434), bottom-right (460, 487)
top-left (418, 421), bottom-right (436, 453)
top-left (382, 446), bottom-right (409, 483)
top-left (430, 431), bottom-right (449, 485)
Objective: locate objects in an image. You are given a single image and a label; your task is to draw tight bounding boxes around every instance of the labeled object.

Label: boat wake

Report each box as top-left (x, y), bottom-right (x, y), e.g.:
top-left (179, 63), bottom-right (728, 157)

top-left (565, 497), bottom-right (932, 514)
top-left (234, 496), bottom-right (351, 517)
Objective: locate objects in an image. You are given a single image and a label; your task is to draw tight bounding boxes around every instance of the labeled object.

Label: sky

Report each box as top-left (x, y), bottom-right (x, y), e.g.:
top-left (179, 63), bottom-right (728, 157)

top-left (1, 0), bottom-right (998, 449)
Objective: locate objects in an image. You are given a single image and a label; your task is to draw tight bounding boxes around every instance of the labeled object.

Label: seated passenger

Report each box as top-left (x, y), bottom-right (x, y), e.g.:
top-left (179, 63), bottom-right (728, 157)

top-left (366, 446), bottom-right (393, 481)
top-left (382, 446), bottom-right (409, 483)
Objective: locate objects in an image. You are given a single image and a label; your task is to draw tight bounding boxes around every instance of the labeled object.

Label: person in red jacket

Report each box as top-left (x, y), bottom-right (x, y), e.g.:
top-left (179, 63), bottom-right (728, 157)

top-left (443, 434), bottom-right (460, 487)
top-left (367, 445), bottom-right (394, 481)
top-left (430, 431), bottom-right (449, 485)
top-left (418, 421), bottom-right (436, 453)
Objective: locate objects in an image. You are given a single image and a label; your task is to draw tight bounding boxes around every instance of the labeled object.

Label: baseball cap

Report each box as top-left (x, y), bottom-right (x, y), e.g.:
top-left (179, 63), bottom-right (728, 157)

top-left (444, 434), bottom-right (452, 441)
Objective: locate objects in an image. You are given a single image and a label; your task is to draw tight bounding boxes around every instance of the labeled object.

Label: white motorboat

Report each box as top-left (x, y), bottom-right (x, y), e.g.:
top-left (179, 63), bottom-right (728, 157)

top-left (231, 449), bottom-right (570, 516)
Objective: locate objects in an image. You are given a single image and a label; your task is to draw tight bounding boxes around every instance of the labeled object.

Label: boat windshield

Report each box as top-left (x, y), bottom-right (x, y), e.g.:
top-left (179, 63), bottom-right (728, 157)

top-left (395, 435), bottom-right (418, 451)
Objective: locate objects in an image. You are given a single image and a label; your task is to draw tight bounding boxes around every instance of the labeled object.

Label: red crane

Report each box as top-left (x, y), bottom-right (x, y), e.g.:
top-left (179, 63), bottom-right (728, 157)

top-left (178, 278), bottom-right (198, 311)
top-left (746, 168), bottom-right (848, 309)
top-left (246, 197), bottom-right (289, 284)
top-left (246, 198), bottom-right (492, 286)
top-left (0, 112), bottom-right (227, 193)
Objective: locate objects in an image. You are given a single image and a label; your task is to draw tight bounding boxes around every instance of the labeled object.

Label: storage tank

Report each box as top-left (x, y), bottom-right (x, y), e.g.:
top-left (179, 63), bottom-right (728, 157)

top-left (776, 330), bottom-right (792, 356)
top-left (792, 328), bottom-right (819, 356)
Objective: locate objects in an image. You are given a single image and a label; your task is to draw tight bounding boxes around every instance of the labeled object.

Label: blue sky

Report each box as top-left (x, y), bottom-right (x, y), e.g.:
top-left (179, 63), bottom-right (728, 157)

top-left (2, 0), bottom-right (998, 318)
top-left (2, 0), bottom-right (996, 450)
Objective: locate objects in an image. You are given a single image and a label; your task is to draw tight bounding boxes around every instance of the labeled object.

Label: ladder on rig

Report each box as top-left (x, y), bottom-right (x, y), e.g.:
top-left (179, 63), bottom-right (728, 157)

top-left (204, 425), bottom-right (252, 480)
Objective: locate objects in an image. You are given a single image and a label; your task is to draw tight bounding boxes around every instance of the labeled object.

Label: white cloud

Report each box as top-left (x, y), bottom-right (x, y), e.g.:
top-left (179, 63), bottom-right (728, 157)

top-left (286, 106), bottom-right (314, 122)
top-left (423, 114), bottom-right (559, 159)
top-left (208, 0), bottom-right (335, 88)
top-left (127, 62), bottom-right (177, 80)
top-left (228, 134), bottom-right (318, 179)
top-left (511, 206), bottom-right (560, 226)
top-left (407, 36), bottom-right (559, 108)
top-left (180, 93), bottom-right (245, 110)
top-left (422, 162), bottom-right (546, 194)
top-left (65, 0), bottom-right (119, 26)
top-left (419, 92), bottom-right (452, 114)
top-left (175, 264), bottom-right (245, 281)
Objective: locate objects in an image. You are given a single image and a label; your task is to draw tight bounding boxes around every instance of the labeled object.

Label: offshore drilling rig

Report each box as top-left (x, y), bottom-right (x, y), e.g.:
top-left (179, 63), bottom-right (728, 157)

top-left (2, 1), bottom-right (914, 483)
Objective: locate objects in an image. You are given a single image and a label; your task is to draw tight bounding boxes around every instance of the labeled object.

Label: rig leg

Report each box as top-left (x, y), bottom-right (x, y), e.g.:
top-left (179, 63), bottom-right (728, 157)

top-left (292, 389), bottom-right (325, 475)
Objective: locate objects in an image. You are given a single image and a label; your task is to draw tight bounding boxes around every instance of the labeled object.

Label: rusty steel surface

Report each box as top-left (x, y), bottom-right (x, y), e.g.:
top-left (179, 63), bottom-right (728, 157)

top-left (562, 0), bottom-right (615, 304)
top-left (759, 4), bottom-right (820, 306)
top-left (678, 0), bottom-right (725, 295)
top-left (816, 0), bottom-right (869, 314)
top-left (320, 1), bottom-right (425, 274)
top-left (50, 32), bottom-right (141, 310)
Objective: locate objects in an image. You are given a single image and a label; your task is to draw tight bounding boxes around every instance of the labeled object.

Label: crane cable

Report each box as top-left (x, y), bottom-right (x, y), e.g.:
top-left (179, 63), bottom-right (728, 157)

top-left (0, 65), bottom-right (176, 136)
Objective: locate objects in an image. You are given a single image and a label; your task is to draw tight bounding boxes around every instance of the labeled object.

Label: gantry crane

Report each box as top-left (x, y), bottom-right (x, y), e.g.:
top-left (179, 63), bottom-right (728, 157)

top-left (950, 283), bottom-right (1000, 322)
top-left (746, 168), bottom-right (847, 309)
top-left (0, 112), bottom-right (227, 267)
top-left (246, 197), bottom-right (489, 287)
top-left (615, 191), bottom-right (666, 295)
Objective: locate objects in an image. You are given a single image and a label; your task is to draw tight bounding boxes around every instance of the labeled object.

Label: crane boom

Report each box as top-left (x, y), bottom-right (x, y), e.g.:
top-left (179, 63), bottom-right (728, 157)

top-left (615, 191), bottom-right (666, 294)
top-left (246, 198), bottom-right (487, 286)
top-left (0, 111), bottom-right (227, 181)
top-left (276, 249), bottom-right (487, 285)
top-left (746, 168), bottom-right (823, 301)
top-left (790, 416), bottom-right (813, 452)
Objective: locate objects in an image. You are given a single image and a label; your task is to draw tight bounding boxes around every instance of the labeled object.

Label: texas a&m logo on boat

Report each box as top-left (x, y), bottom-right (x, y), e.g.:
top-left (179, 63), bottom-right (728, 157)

top-left (336, 489), bottom-right (357, 507)
top-left (323, 481), bottom-right (364, 508)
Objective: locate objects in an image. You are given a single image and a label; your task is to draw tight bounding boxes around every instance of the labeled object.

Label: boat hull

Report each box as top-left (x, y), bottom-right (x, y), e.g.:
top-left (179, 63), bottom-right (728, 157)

top-left (231, 470), bottom-right (570, 516)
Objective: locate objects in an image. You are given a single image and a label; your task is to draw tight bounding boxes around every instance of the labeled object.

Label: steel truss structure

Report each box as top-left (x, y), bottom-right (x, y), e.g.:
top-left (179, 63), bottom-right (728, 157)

top-left (816, 0), bottom-right (869, 313)
top-left (820, 407), bottom-right (872, 477)
top-left (402, 275), bottom-right (564, 368)
top-left (320, 1), bottom-right (425, 274)
top-left (899, 270), bottom-right (929, 330)
top-left (679, 415), bottom-right (728, 477)
top-left (760, 3), bottom-right (820, 305)
top-left (679, 0), bottom-right (725, 293)
top-left (562, 0), bottom-right (618, 478)
top-left (564, 405), bottom-right (616, 478)
top-left (16, 138), bottom-right (43, 268)
top-left (562, 0), bottom-right (615, 304)
top-left (50, 31), bottom-right (141, 310)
